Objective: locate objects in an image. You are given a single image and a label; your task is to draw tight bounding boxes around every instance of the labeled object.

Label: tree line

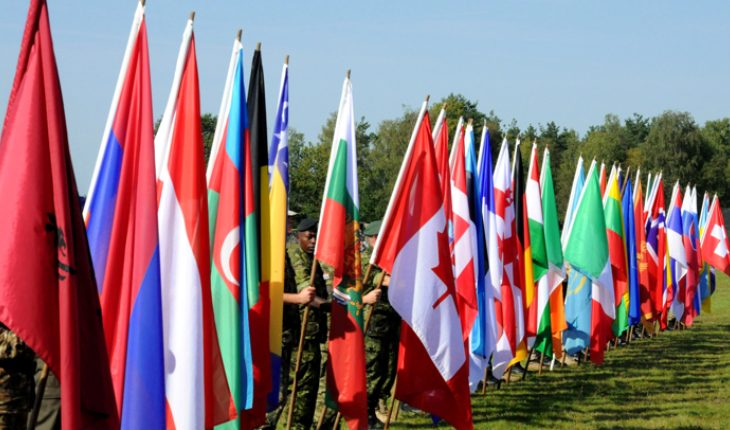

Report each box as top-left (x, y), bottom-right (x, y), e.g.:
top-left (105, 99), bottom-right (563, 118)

top-left (195, 93), bottom-right (730, 224)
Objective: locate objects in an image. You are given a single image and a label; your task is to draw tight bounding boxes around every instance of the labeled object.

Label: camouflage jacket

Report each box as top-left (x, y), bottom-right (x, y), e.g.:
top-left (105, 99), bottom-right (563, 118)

top-left (0, 324), bottom-right (35, 366)
top-left (361, 247), bottom-right (401, 338)
top-left (286, 243), bottom-right (330, 343)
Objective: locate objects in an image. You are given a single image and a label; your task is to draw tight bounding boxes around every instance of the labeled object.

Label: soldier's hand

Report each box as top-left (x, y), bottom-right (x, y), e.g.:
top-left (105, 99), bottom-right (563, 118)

top-left (362, 289), bottom-right (382, 304)
top-left (297, 287), bottom-right (316, 304)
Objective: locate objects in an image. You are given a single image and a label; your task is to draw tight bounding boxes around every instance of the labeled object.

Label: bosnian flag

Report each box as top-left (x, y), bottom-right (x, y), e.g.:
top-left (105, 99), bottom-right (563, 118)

top-left (83, 3), bottom-right (165, 427)
top-left (206, 34), bottom-right (254, 428)
top-left (449, 121), bottom-right (479, 341)
top-left (564, 161), bottom-right (614, 364)
top-left (155, 18), bottom-right (234, 429)
top-left (700, 195), bottom-right (730, 276)
top-left (371, 101), bottom-right (472, 429)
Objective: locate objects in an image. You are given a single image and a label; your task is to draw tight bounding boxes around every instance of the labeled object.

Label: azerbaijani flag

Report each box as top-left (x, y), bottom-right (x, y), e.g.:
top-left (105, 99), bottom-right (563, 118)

top-left (83, 4), bottom-right (165, 427)
top-left (266, 59), bottom-right (290, 410)
top-left (604, 168), bottom-right (628, 337)
top-left (315, 75), bottom-right (368, 429)
top-left (564, 161), bottom-right (614, 364)
top-left (155, 17), bottom-right (234, 429)
top-left (206, 34), bottom-right (254, 428)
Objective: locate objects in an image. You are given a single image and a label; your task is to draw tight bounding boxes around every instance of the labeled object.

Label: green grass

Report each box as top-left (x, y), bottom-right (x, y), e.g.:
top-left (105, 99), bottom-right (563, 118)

top-left (391, 274), bottom-right (730, 430)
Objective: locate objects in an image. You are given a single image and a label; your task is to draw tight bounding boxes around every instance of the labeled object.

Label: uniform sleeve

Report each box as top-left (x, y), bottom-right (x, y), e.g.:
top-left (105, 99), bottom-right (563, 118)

top-left (287, 246), bottom-right (313, 292)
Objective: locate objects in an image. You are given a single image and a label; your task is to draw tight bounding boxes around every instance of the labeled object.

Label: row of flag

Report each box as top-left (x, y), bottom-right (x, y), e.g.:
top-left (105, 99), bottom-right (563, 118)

top-left (1, 2), bottom-right (728, 430)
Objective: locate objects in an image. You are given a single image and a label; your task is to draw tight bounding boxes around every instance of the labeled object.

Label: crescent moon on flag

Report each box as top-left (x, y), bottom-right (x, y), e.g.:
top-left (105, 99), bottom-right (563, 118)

top-left (221, 227), bottom-right (240, 286)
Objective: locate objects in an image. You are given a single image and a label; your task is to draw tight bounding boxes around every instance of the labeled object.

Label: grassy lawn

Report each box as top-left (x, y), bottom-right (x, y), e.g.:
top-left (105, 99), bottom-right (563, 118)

top-left (391, 274), bottom-right (730, 430)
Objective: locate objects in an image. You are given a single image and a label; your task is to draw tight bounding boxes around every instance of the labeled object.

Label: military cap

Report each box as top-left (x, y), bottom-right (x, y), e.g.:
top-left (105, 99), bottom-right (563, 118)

top-left (363, 220), bottom-right (382, 237)
top-left (296, 217), bottom-right (318, 232)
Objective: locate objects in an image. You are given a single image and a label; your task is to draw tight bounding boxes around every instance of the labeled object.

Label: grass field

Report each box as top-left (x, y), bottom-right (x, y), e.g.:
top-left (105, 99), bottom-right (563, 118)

top-left (391, 274), bottom-right (730, 430)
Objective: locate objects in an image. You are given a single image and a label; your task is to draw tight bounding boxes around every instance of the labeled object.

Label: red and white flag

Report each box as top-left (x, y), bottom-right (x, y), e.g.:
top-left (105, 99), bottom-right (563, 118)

top-left (371, 101), bottom-right (472, 430)
top-left (700, 195), bottom-right (730, 276)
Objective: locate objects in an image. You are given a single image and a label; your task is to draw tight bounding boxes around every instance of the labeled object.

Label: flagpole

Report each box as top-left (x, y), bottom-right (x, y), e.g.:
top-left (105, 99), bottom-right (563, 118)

top-left (383, 377), bottom-right (399, 430)
top-left (363, 267), bottom-right (387, 332)
top-left (286, 257), bottom-right (321, 430)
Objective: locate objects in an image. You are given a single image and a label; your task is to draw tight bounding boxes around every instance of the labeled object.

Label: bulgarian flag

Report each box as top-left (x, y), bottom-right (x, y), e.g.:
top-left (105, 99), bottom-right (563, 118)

top-left (314, 75), bottom-right (368, 429)
top-left (564, 161), bottom-right (615, 364)
top-left (534, 147), bottom-right (566, 358)
top-left (604, 168), bottom-right (629, 337)
top-left (206, 34), bottom-right (254, 428)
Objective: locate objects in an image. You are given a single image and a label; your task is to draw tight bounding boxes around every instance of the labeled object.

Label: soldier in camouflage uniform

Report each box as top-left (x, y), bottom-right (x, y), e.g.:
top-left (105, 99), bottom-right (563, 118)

top-left (286, 218), bottom-right (331, 430)
top-left (0, 323), bottom-right (36, 429)
top-left (361, 221), bottom-right (401, 426)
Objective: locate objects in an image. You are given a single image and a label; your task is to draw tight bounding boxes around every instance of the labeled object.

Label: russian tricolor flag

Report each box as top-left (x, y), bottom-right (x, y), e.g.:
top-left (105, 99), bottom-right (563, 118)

top-left (83, 3), bottom-right (165, 428)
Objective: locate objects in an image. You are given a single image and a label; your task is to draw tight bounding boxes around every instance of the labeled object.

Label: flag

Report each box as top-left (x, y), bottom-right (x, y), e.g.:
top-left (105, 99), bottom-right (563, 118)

top-left (681, 185), bottom-right (700, 326)
top-left (564, 161), bottom-right (614, 364)
top-left (699, 192), bottom-right (714, 313)
top-left (371, 101), bottom-right (472, 430)
top-left (155, 18), bottom-right (234, 429)
top-left (537, 147), bottom-right (566, 358)
top-left (266, 59), bottom-right (290, 410)
top-left (562, 157), bottom-right (591, 355)
top-left (432, 109), bottom-right (453, 230)
top-left (315, 75), bottom-right (368, 429)
top-left (525, 144), bottom-right (550, 354)
top-left (488, 139), bottom-right (525, 378)
top-left (666, 182), bottom-right (687, 322)
top-left (83, 3), bottom-right (164, 427)
top-left (0, 1), bottom-right (117, 428)
top-left (645, 174), bottom-right (666, 323)
top-left (634, 171), bottom-right (653, 321)
top-left (700, 195), bottom-right (730, 276)
top-left (604, 168), bottom-right (628, 337)
top-left (206, 35), bottom-right (254, 428)
top-left (470, 124), bottom-right (498, 390)
top-left (449, 121), bottom-right (479, 341)
top-left (624, 175), bottom-right (641, 326)
top-left (511, 141), bottom-right (531, 361)
top-left (240, 46), bottom-right (272, 429)
top-left (599, 162), bottom-right (607, 196)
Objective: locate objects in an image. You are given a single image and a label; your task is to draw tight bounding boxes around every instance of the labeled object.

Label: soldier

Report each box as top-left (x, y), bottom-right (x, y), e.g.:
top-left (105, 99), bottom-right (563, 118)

top-left (361, 220), bottom-right (400, 427)
top-left (286, 218), bottom-right (331, 430)
top-left (0, 323), bottom-right (36, 429)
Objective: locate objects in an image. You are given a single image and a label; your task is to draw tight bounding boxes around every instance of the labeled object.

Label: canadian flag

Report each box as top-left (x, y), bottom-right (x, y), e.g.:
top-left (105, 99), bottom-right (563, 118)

top-left (371, 101), bottom-right (472, 430)
top-left (700, 195), bottom-right (730, 276)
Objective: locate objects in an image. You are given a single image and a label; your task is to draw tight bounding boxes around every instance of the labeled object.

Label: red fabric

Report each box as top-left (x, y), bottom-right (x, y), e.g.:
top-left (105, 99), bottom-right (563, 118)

top-left (634, 182), bottom-right (654, 320)
top-left (701, 197), bottom-right (730, 276)
top-left (0, 1), bottom-right (117, 428)
top-left (589, 299), bottom-right (613, 365)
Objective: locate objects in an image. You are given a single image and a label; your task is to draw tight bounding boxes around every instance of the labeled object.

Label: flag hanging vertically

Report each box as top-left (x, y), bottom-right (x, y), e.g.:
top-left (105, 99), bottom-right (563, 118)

top-left (604, 168), bottom-right (628, 337)
top-left (511, 141), bottom-right (531, 361)
top-left (681, 185), bottom-right (700, 326)
top-left (634, 171), bottom-right (653, 321)
top-left (206, 34), bottom-right (254, 429)
top-left (666, 182), bottom-right (686, 322)
top-left (700, 195), bottom-right (730, 276)
top-left (490, 139), bottom-right (524, 378)
top-left (698, 192), bottom-right (716, 313)
top-left (83, 3), bottom-right (164, 427)
top-left (371, 101), bottom-right (473, 430)
top-left (562, 157), bottom-right (591, 355)
top-left (564, 161), bottom-right (614, 364)
top-left (537, 147), bottom-right (566, 358)
top-left (267, 59), bottom-right (290, 410)
top-left (449, 121), bottom-right (479, 341)
top-left (241, 45), bottom-right (272, 430)
top-left (315, 75), bottom-right (368, 429)
top-left (155, 17), bottom-right (234, 429)
top-left (0, 1), bottom-right (117, 428)
top-left (599, 162), bottom-right (607, 197)
top-left (432, 109), bottom-right (453, 239)
top-left (645, 174), bottom-right (666, 323)
top-left (470, 124), bottom-right (498, 390)
top-left (624, 175), bottom-right (641, 326)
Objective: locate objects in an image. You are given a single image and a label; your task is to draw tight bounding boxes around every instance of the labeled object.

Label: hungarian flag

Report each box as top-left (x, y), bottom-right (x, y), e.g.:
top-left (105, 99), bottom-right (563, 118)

top-left (315, 75), bottom-right (368, 429)
top-left (700, 195), bottom-right (730, 276)
top-left (681, 185), bottom-right (700, 326)
top-left (155, 18), bottom-right (234, 429)
top-left (83, 3), bottom-right (165, 427)
top-left (267, 59), bottom-right (290, 410)
top-left (489, 139), bottom-right (525, 379)
top-left (449, 121), bottom-right (479, 341)
top-left (371, 101), bottom-right (472, 430)
top-left (240, 45), bottom-right (272, 430)
top-left (604, 168), bottom-right (628, 337)
top-left (564, 161), bottom-right (614, 364)
top-left (206, 34), bottom-right (254, 428)
top-left (0, 1), bottom-right (117, 428)
top-left (535, 147), bottom-right (566, 358)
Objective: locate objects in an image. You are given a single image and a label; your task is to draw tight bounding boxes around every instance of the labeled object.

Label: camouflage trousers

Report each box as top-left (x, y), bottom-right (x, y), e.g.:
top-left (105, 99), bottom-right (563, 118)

top-left (0, 361), bottom-right (35, 430)
top-left (289, 339), bottom-right (321, 430)
top-left (365, 333), bottom-right (398, 415)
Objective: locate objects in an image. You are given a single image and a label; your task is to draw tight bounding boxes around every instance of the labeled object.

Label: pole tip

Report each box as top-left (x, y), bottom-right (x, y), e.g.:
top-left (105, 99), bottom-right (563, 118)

top-left (236, 29), bottom-right (242, 41)
top-left (256, 42), bottom-right (261, 51)
top-left (346, 69), bottom-right (351, 79)
top-left (425, 94), bottom-right (430, 103)
top-left (189, 11), bottom-right (196, 21)
top-left (140, 0), bottom-right (146, 7)
top-left (467, 118), bottom-right (473, 125)
top-left (285, 54), bottom-right (290, 65)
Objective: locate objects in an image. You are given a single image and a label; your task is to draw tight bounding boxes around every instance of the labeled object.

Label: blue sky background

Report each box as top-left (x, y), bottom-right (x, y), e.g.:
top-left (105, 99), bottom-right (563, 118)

top-left (1, 1), bottom-right (729, 191)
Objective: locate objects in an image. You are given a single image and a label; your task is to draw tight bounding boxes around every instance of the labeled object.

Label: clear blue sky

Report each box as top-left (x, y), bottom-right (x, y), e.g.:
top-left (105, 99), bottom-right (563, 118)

top-left (1, 1), bottom-right (729, 191)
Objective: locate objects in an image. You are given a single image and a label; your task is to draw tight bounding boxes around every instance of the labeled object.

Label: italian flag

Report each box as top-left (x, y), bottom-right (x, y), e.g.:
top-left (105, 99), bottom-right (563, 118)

top-left (314, 75), bottom-right (368, 429)
top-left (564, 161), bottom-right (615, 364)
top-left (604, 169), bottom-right (629, 337)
